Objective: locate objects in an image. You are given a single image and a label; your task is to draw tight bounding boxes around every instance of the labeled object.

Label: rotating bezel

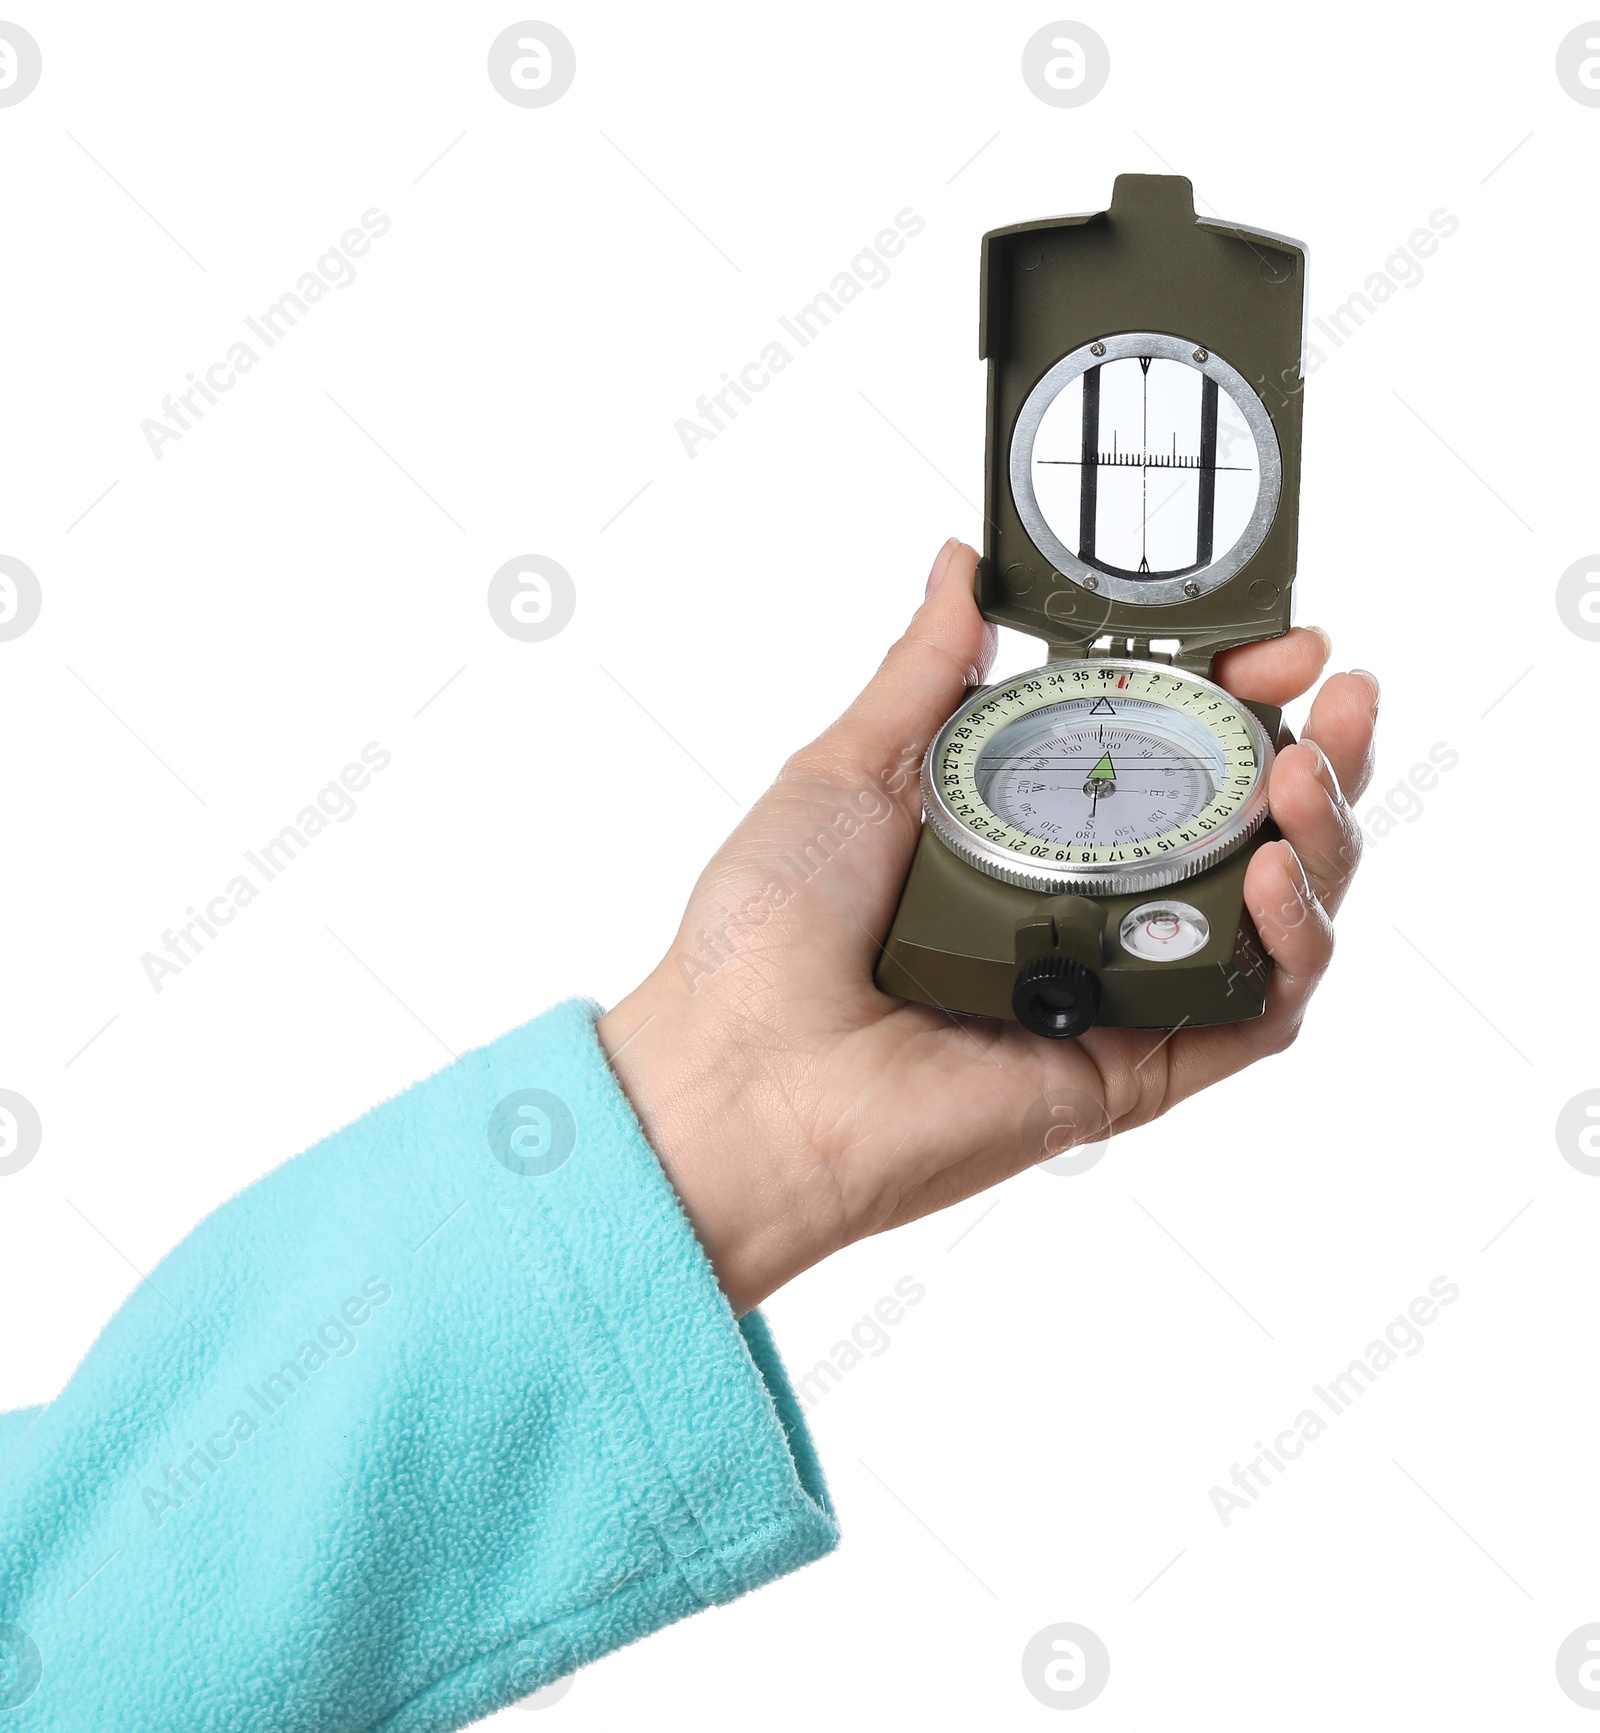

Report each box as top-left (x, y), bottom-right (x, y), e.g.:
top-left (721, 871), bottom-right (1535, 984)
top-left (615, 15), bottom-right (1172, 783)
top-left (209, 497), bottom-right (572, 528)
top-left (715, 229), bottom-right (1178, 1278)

top-left (922, 657), bottom-right (1274, 897)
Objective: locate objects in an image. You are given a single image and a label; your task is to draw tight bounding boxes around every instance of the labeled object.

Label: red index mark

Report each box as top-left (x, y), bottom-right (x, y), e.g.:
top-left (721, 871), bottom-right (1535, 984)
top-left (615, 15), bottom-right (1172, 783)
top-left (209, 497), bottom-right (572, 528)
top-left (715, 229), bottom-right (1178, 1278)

top-left (1116, 676), bottom-right (1128, 688)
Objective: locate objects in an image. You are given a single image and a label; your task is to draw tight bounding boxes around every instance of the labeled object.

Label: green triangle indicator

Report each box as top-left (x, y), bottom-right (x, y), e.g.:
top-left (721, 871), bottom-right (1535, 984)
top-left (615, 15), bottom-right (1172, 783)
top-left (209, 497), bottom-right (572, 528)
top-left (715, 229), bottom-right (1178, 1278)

top-left (1088, 752), bottom-right (1116, 782)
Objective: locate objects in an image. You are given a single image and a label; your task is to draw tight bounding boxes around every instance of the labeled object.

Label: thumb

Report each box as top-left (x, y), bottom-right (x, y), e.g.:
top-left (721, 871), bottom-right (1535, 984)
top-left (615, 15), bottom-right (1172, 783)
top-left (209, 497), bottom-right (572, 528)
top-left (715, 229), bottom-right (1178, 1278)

top-left (804, 539), bottom-right (994, 797)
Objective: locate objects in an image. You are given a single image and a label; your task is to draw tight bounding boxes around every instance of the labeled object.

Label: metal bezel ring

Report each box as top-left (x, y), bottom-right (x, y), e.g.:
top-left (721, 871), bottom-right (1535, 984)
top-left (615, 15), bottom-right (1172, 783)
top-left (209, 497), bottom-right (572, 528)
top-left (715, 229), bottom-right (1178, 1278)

top-left (922, 657), bottom-right (1275, 896)
top-left (1008, 332), bottom-right (1283, 609)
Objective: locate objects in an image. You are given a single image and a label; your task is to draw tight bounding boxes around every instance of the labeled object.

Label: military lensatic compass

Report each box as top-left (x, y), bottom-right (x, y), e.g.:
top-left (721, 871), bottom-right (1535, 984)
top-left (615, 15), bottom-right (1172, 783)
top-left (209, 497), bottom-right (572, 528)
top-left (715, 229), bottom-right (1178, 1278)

top-left (876, 175), bottom-right (1306, 1039)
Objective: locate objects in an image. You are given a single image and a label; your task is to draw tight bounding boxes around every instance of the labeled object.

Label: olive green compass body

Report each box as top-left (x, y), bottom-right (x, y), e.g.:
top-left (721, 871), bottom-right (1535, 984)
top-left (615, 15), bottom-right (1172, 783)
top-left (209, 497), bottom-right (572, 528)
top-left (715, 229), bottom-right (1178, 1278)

top-left (874, 174), bottom-right (1307, 1038)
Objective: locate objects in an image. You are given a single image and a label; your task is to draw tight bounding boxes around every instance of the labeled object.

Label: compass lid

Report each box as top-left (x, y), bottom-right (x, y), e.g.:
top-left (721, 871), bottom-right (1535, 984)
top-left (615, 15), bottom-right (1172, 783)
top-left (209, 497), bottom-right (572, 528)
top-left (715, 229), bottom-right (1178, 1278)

top-left (976, 174), bottom-right (1307, 671)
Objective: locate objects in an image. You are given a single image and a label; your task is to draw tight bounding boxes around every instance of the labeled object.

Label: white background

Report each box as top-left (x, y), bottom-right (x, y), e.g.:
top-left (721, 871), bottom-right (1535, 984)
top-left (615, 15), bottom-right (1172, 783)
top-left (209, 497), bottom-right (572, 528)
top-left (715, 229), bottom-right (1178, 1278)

top-left (2, 2), bottom-right (1597, 1726)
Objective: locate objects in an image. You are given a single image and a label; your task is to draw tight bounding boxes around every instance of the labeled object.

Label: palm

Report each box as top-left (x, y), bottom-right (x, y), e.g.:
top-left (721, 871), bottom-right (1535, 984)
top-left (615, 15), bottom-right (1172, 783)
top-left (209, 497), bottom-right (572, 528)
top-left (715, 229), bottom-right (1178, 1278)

top-left (601, 542), bottom-right (1376, 1306)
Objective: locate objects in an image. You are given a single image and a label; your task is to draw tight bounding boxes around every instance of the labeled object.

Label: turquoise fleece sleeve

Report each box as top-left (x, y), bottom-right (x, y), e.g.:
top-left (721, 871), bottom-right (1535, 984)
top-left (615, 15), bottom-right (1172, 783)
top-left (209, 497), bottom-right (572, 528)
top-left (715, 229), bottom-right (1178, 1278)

top-left (0, 999), bottom-right (838, 1731)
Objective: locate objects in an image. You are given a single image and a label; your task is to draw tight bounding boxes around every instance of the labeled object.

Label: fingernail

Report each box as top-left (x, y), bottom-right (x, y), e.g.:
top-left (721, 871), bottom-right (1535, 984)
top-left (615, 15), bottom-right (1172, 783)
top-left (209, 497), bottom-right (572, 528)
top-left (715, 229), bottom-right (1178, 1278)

top-left (1351, 668), bottom-right (1380, 717)
top-left (924, 537), bottom-right (961, 598)
top-left (1277, 840), bottom-right (1310, 919)
top-left (1307, 625), bottom-right (1333, 660)
top-left (1306, 740), bottom-right (1345, 805)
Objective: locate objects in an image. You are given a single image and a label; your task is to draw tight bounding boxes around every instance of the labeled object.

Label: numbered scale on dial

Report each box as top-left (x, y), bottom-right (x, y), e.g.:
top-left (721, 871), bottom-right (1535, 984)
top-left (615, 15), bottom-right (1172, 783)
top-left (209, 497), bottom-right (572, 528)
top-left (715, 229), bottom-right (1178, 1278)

top-left (925, 660), bottom-right (1274, 897)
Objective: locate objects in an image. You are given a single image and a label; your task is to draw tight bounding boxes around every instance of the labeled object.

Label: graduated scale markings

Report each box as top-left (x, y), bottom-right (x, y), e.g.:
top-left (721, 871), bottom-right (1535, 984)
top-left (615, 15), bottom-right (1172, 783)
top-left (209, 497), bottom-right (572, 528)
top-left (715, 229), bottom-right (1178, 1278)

top-left (1032, 355), bottom-right (1260, 576)
top-left (980, 700), bottom-right (1224, 843)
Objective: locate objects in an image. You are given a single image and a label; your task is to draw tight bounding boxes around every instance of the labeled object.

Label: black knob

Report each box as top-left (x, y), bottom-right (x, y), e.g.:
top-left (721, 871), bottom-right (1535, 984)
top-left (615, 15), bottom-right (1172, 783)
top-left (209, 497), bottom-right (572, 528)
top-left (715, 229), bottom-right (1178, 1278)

top-left (1012, 956), bottom-right (1101, 1040)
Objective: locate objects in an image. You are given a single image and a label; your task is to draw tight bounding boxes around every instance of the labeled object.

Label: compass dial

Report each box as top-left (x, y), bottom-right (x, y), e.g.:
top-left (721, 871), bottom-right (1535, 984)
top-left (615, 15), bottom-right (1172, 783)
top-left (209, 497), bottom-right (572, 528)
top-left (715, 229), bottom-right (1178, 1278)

top-left (925, 659), bottom-right (1274, 895)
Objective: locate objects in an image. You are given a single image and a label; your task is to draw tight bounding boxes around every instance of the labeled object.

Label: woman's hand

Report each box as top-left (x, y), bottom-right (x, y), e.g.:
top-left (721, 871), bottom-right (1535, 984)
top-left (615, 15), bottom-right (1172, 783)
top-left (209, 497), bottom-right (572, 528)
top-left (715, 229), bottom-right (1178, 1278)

top-left (598, 539), bottom-right (1378, 1313)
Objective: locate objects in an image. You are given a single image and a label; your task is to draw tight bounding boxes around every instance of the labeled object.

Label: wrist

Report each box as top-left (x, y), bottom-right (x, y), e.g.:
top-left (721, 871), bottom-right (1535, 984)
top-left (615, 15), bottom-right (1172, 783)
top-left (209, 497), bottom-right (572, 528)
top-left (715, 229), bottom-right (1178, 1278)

top-left (596, 976), bottom-right (842, 1313)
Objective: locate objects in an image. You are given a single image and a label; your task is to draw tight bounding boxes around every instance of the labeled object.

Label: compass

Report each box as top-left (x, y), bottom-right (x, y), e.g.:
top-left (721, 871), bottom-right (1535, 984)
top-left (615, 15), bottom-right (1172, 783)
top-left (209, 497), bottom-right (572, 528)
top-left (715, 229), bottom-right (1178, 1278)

top-left (875, 174), bottom-right (1307, 1039)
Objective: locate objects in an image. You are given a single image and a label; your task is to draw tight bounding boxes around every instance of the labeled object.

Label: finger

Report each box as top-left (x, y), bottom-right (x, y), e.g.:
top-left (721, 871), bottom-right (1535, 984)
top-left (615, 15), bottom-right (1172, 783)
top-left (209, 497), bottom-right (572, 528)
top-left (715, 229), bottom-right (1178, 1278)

top-left (1236, 837), bottom-right (1335, 1049)
top-left (1212, 625), bottom-right (1330, 707)
top-left (1268, 741), bottom-right (1363, 915)
top-left (1163, 838), bottom-right (1334, 1103)
top-left (1302, 669), bottom-right (1378, 802)
top-left (800, 539), bottom-right (993, 796)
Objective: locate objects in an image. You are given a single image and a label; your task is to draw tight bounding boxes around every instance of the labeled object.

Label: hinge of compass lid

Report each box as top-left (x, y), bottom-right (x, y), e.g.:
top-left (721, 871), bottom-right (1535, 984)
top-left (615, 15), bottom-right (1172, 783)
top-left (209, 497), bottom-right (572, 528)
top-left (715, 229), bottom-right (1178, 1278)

top-left (1068, 635), bottom-right (1212, 674)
